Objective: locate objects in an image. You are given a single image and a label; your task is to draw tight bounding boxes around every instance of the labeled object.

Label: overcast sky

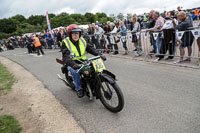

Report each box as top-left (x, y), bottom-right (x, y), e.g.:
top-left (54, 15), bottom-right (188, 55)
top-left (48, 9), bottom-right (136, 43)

top-left (0, 0), bottom-right (199, 19)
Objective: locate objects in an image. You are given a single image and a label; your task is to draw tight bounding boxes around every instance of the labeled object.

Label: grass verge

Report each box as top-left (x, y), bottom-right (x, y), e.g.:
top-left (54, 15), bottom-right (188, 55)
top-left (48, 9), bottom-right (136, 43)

top-left (0, 63), bottom-right (14, 92)
top-left (0, 115), bottom-right (22, 133)
top-left (0, 63), bottom-right (21, 133)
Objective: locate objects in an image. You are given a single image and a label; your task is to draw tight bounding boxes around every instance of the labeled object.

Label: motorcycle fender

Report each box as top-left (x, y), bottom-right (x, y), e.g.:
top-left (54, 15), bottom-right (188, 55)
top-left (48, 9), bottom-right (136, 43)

top-left (102, 70), bottom-right (116, 80)
top-left (99, 74), bottom-right (115, 85)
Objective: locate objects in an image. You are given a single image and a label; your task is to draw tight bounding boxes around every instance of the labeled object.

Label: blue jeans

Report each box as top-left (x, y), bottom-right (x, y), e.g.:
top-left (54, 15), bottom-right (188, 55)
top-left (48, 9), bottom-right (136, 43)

top-left (95, 36), bottom-right (101, 49)
top-left (143, 22), bottom-right (147, 29)
top-left (156, 37), bottom-right (162, 54)
top-left (67, 66), bottom-right (82, 91)
top-left (47, 40), bottom-right (52, 49)
top-left (151, 37), bottom-right (157, 53)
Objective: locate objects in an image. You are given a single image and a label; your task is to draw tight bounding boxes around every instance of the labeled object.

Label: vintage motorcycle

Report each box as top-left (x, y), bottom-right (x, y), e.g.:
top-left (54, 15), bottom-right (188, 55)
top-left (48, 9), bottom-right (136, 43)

top-left (56, 56), bottom-right (124, 113)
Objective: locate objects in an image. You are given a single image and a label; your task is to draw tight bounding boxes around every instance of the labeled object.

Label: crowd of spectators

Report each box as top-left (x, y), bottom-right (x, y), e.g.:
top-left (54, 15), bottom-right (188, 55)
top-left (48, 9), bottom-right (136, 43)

top-left (0, 6), bottom-right (200, 66)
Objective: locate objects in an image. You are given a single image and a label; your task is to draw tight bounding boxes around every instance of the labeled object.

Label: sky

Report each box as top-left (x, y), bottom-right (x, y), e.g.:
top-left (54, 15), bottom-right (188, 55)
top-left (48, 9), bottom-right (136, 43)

top-left (0, 0), bottom-right (200, 19)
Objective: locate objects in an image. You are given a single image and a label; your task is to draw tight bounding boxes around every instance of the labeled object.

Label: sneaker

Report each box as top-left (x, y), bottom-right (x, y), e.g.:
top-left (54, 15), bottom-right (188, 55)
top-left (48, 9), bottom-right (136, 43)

top-left (153, 58), bottom-right (161, 62)
top-left (133, 49), bottom-right (137, 51)
top-left (77, 89), bottom-right (84, 98)
top-left (150, 50), bottom-right (156, 54)
top-left (113, 52), bottom-right (119, 55)
top-left (174, 60), bottom-right (183, 64)
top-left (135, 51), bottom-right (141, 57)
top-left (183, 58), bottom-right (191, 62)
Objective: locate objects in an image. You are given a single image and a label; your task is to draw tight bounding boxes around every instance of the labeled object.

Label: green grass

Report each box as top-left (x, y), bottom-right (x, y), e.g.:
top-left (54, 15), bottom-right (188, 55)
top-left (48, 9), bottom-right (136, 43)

top-left (0, 115), bottom-right (22, 133)
top-left (0, 63), bottom-right (14, 91)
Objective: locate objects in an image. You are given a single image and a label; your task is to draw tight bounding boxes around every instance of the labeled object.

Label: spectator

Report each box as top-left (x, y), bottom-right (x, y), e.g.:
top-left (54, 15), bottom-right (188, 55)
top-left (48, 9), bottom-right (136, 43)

top-left (109, 22), bottom-right (119, 54)
top-left (132, 16), bottom-right (142, 53)
top-left (148, 10), bottom-right (156, 53)
top-left (142, 14), bottom-right (148, 29)
top-left (191, 11), bottom-right (198, 21)
top-left (177, 6), bottom-right (182, 12)
top-left (40, 33), bottom-right (47, 49)
top-left (104, 21), bottom-right (112, 53)
top-left (197, 24), bottom-right (200, 67)
top-left (96, 21), bottom-right (102, 28)
top-left (87, 23), bottom-right (95, 35)
top-left (45, 31), bottom-right (52, 49)
top-left (174, 11), bottom-right (194, 64)
top-left (117, 21), bottom-right (128, 55)
top-left (156, 11), bottom-right (178, 61)
top-left (146, 11), bottom-right (165, 55)
top-left (63, 27), bottom-right (68, 38)
top-left (194, 8), bottom-right (199, 19)
top-left (57, 29), bottom-right (62, 47)
top-left (94, 25), bottom-right (104, 50)
top-left (0, 40), bottom-right (3, 52)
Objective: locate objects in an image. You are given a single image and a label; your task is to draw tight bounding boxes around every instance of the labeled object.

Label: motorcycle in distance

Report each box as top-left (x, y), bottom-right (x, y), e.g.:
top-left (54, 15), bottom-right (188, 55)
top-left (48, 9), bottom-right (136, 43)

top-left (56, 55), bottom-right (124, 113)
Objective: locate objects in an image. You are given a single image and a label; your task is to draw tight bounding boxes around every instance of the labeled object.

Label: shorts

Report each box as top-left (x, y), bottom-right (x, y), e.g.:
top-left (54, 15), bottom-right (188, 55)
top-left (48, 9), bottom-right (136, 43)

top-left (179, 31), bottom-right (194, 48)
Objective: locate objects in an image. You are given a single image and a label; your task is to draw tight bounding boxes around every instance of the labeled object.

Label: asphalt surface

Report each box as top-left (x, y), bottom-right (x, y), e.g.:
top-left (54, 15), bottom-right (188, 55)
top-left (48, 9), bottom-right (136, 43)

top-left (1, 48), bottom-right (200, 133)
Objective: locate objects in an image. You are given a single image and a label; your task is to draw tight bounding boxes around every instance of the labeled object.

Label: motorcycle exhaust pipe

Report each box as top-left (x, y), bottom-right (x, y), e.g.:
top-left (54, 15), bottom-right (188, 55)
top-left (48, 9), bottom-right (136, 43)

top-left (57, 74), bottom-right (71, 87)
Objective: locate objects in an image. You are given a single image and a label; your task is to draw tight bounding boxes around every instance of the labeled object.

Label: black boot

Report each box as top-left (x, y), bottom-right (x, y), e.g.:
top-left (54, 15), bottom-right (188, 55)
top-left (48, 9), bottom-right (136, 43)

top-left (77, 89), bottom-right (84, 98)
top-left (113, 44), bottom-right (119, 54)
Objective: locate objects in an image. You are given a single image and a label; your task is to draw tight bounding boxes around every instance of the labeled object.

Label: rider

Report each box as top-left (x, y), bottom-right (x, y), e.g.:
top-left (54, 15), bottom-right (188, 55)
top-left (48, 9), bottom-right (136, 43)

top-left (61, 24), bottom-right (106, 98)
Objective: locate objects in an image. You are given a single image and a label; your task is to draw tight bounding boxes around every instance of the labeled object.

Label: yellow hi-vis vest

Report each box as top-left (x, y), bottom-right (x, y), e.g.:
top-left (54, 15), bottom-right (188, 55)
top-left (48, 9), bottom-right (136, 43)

top-left (33, 37), bottom-right (41, 47)
top-left (63, 37), bottom-right (87, 60)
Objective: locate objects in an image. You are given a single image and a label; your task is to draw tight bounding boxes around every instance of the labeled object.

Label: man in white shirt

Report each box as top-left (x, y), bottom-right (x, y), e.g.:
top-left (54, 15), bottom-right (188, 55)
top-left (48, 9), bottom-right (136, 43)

top-left (94, 25), bottom-right (104, 50)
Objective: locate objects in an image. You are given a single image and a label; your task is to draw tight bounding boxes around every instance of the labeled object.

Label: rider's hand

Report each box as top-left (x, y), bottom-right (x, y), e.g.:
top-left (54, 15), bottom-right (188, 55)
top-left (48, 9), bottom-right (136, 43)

top-left (100, 55), bottom-right (106, 61)
top-left (73, 64), bottom-right (82, 70)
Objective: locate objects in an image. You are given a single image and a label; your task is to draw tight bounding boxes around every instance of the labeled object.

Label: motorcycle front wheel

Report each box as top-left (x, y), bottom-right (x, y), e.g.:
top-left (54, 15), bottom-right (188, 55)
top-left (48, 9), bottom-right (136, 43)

top-left (99, 80), bottom-right (124, 113)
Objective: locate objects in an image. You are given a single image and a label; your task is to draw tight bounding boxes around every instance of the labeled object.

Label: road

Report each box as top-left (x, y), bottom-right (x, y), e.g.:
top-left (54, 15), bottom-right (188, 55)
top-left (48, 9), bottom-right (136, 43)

top-left (1, 48), bottom-right (200, 133)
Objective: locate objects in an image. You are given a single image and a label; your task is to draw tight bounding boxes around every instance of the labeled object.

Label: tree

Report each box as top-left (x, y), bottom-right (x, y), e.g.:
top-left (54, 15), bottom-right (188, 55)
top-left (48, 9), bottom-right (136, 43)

top-left (0, 18), bottom-right (16, 34)
top-left (70, 14), bottom-right (87, 24)
top-left (127, 13), bottom-right (132, 20)
top-left (109, 14), bottom-right (116, 21)
top-left (48, 13), bottom-right (56, 19)
top-left (11, 14), bottom-right (27, 24)
top-left (28, 15), bottom-right (46, 26)
top-left (117, 13), bottom-right (124, 20)
top-left (0, 32), bottom-right (11, 40)
top-left (16, 23), bottom-right (44, 34)
top-left (96, 12), bottom-right (107, 19)
top-left (84, 12), bottom-right (96, 23)
top-left (0, 12), bottom-right (118, 40)
top-left (99, 17), bottom-right (107, 24)
top-left (50, 12), bottom-right (76, 28)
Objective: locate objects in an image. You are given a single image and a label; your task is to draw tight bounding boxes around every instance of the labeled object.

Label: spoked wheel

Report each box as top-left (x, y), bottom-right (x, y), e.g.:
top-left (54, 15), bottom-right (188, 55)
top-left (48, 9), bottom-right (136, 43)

top-left (99, 80), bottom-right (124, 113)
top-left (65, 71), bottom-right (75, 91)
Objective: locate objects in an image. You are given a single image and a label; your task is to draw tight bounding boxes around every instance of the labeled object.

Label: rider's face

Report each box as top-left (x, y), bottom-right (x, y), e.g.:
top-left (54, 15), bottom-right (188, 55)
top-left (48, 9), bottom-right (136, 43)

top-left (71, 32), bottom-right (80, 41)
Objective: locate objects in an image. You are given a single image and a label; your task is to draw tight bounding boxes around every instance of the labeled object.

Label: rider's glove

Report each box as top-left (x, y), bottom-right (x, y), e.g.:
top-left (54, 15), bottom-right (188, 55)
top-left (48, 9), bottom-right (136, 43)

top-left (100, 55), bottom-right (106, 61)
top-left (73, 64), bottom-right (82, 70)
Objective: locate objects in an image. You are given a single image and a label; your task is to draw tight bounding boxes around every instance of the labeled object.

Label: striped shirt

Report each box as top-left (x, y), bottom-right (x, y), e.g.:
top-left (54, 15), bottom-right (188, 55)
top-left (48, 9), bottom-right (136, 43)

top-left (149, 16), bottom-right (165, 31)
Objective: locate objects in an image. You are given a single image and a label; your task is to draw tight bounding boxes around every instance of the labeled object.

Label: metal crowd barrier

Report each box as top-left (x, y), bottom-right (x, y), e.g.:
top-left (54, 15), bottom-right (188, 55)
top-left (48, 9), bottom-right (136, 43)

top-left (85, 26), bottom-right (200, 62)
